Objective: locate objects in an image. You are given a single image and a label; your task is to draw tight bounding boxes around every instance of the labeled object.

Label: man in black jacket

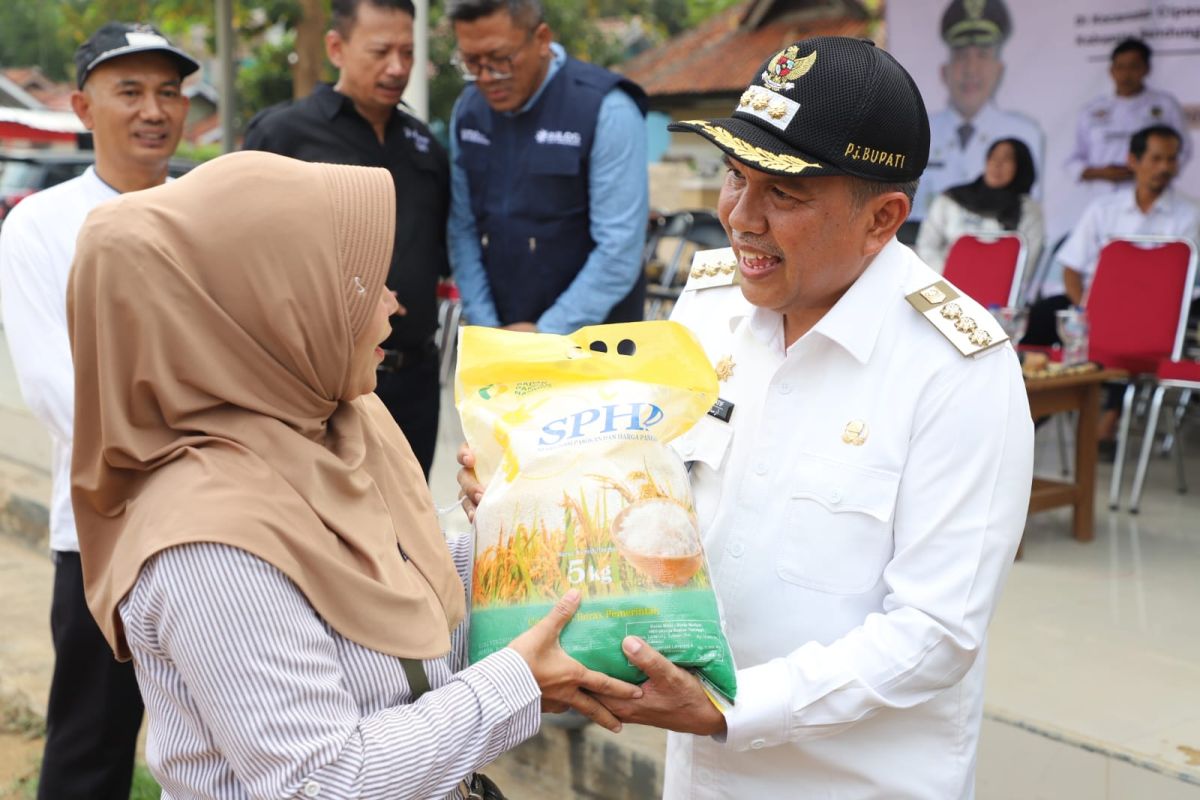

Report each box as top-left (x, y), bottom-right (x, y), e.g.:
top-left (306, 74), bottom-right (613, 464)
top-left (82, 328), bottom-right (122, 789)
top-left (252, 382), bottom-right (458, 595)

top-left (244, 0), bottom-right (447, 476)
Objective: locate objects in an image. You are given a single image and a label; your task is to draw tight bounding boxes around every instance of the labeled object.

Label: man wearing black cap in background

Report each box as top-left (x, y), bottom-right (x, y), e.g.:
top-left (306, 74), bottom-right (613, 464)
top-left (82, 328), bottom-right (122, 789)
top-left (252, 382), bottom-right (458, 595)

top-left (911, 0), bottom-right (1044, 223)
top-left (470, 36), bottom-right (1036, 797)
top-left (0, 22), bottom-right (197, 799)
top-left (243, 0), bottom-right (447, 477)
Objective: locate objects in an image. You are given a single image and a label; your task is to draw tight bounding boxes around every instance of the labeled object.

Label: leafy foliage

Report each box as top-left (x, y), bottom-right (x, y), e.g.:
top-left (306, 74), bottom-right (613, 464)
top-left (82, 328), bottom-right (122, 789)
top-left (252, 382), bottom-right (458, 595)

top-left (0, 0), bottom-right (747, 129)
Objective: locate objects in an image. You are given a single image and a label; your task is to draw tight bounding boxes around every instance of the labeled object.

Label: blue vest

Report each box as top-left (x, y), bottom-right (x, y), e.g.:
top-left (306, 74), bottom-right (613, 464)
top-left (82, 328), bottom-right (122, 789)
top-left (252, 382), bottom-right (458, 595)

top-left (455, 57), bottom-right (648, 326)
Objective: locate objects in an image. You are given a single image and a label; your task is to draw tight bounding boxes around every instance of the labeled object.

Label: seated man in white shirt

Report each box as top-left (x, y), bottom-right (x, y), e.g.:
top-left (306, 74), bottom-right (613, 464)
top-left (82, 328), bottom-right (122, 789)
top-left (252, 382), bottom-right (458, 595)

top-left (462, 35), bottom-right (1035, 800)
top-left (0, 22), bottom-right (196, 800)
top-left (1059, 123), bottom-right (1199, 448)
top-left (1061, 125), bottom-right (1198, 306)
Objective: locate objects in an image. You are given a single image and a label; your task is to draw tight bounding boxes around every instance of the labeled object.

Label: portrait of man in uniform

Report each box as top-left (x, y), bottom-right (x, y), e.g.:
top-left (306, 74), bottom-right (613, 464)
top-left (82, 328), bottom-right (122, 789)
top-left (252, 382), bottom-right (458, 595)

top-left (913, 0), bottom-right (1045, 222)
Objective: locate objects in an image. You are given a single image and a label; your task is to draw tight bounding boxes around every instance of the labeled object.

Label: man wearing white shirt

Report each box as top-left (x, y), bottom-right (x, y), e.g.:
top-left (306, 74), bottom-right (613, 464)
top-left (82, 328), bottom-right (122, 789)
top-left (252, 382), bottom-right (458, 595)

top-left (1058, 124), bottom-right (1199, 449)
top-left (1061, 125), bottom-right (1199, 306)
top-left (912, 0), bottom-right (1045, 223)
top-left (0, 22), bottom-right (196, 800)
top-left (1067, 38), bottom-right (1191, 204)
top-left (463, 35), bottom-right (1034, 799)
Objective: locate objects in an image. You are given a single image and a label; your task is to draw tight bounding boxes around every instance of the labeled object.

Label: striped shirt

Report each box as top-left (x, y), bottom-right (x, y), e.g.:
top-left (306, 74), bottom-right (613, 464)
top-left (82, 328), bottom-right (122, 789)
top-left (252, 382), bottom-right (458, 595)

top-left (118, 537), bottom-right (541, 799)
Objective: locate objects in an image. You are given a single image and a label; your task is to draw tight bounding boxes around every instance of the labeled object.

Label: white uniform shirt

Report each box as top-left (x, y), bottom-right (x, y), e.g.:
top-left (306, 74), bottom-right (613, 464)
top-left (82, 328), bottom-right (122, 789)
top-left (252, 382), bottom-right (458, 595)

top-left (915, 192), bottom-right (1044, 274)
top-left (665, 239), bottom-right (1034, 800)
top-left (914, 104), bottom-right (1046, 221)
top-left (1057, 187), bottom-right (1200, 293)
top-left (1066, 86), bottom-right (1192, 203)
top-left (0, 168), bottom-right (117, 552)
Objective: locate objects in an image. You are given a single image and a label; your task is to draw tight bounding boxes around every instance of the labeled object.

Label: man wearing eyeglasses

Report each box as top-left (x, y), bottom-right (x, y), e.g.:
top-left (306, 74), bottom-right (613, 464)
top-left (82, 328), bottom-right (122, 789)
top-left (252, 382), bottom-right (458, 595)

top-left (446, 0), bottom-right (649, 334)
top-left (243, 0), bottom-right (447, 478)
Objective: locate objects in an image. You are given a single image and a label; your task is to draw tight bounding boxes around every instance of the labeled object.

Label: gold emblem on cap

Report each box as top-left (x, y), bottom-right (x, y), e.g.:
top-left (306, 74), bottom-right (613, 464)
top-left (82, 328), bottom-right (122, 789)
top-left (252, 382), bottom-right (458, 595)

top-left (715, 356), bottom-right (735, 382)
top-left (842, 420), bottom-right (868, 446)
top-left (767, 98), bottom-right (788, 120)
top-left (739, 89), bottom-right (755, 108)
top-left (761, 46), bottom-right (817, 93)
top-left (919, 286), bottom-right (948, 305)
top-left (965, 0), bottom-right (986, 20)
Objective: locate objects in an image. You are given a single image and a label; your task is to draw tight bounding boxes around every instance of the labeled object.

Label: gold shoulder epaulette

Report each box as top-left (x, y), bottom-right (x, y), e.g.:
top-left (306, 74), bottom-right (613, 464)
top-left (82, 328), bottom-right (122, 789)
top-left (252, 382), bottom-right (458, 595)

top-left (683, 247), bottom-right (739, 292)
top-left (905, 281), bottom-right (1008, 358)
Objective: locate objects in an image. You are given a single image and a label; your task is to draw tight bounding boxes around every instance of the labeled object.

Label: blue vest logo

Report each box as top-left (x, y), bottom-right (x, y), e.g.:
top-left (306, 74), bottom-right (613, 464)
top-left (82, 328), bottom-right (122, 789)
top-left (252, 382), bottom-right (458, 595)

top-left (534, 128), bottom-right (582, 147)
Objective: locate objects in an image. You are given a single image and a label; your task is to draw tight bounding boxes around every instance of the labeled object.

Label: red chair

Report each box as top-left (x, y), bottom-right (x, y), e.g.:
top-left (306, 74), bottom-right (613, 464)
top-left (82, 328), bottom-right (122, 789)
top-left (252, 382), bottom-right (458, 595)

top-left (942, 233), bottom-right (1027, 309)
top-left (1129, 359), bottom-right (1199, 513)
top-left (1086, 237), bottom-right (1197, 509)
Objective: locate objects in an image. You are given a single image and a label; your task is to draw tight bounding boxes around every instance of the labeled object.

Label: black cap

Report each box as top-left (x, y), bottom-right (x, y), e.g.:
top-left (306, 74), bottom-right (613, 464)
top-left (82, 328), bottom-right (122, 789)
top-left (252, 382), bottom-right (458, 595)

top-left (74, 22), bottom-right (201, 89)
top-left (941, 0), bottom-right (1011, 48)
top-left (668, 37), bottom-right (929, 182)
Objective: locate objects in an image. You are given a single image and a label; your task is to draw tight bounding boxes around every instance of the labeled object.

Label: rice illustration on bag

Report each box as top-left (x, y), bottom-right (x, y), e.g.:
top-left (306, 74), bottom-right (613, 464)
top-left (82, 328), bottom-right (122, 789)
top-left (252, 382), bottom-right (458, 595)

top-left (456, 321), bottom-right (738, 702)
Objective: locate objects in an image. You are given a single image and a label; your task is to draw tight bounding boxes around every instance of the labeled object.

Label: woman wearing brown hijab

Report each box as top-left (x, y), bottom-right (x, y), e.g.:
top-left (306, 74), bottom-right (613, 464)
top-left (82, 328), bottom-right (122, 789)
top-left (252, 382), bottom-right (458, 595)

top-left (67, 151), bottom-right (639, 799)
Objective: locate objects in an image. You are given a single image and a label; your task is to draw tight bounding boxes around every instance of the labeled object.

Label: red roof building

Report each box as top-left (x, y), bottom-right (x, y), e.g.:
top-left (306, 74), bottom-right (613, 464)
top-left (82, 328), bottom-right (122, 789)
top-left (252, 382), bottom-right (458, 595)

top-left (619, 0), bottom-right (878, 209)
top-left (621, 0), bottom-right (874, 101)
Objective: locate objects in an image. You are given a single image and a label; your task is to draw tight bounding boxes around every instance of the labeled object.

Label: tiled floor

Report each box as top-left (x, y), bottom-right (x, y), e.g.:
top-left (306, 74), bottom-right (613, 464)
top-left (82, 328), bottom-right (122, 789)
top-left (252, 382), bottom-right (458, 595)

top-left (976, 419), bottom-right (1200, 796)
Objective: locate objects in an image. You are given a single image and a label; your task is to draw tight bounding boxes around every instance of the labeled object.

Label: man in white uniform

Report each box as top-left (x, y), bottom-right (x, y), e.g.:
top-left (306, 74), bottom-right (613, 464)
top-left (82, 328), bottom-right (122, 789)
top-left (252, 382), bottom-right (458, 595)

top-left (1067, 38), bottom-right (1191, 207)
top-left (461, 35), bottom-right (1034, 799)
top-left (913, 0), bottom-right (1044, 223)
top-left (597, 35), bottom-right (1035, 798)
top-left (0, 23), bottom-right (196, 800)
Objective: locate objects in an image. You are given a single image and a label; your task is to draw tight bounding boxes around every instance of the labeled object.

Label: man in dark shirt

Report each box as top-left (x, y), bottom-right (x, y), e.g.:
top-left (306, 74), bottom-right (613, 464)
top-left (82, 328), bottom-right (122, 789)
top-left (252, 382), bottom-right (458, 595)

top-left (244, 0), bottom-right (447, 476)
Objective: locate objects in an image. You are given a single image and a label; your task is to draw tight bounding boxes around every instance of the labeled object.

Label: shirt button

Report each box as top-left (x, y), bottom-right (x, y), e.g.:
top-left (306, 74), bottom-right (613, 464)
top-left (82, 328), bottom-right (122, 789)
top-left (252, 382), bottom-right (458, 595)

top-left (754, 461), bottom-right (768, 476)
top-left (728, 542), bottom-right (744, 558)
top-left (751, 738), bottom-right (767, 750)
top-left (777, 382), bottom-right (792, 395)
top-left (680, 441), bottom-right (695, 457)
top-left (302, 780), bottom-right (321, 797)
top-left (829, 488), bottom-right (843, 504)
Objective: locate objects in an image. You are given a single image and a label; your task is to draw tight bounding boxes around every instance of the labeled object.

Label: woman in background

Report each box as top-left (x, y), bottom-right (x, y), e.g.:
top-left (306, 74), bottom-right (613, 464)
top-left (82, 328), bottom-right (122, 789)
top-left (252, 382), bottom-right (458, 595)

top-left (917, 137), bottom-right (1043, 274)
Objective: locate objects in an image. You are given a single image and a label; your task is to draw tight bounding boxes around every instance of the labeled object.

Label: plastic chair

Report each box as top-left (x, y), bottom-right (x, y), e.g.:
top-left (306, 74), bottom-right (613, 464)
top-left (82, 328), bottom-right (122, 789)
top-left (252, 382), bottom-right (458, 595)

top-left (1086, 236), bottom-right (1197, 509)
top-left (435, 279), bottom-right (462, 385)
top-left (643, 210), bottom-right (729, 320)
top-left (1129, 361), bottom-right (1198, 512)
top-left (941, 233), bottom-right (1027, 309)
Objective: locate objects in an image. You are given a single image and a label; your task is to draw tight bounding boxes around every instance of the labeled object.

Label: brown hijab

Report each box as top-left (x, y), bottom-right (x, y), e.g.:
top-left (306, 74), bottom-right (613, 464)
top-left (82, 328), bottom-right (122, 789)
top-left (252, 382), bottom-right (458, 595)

top-left (67, 150), bottom-right (465, 661)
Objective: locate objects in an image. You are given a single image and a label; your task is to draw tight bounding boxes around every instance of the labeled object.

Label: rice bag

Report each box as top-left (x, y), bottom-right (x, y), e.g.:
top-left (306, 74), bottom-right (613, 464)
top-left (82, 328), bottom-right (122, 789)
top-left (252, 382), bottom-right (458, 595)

top-left (456, 321), bottom-right (738, 701)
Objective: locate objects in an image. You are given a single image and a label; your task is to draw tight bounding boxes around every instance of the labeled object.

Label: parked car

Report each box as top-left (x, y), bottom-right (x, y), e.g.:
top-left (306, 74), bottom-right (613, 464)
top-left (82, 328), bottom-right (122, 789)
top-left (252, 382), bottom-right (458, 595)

top-left (0, 150), bottom-right (195, 224)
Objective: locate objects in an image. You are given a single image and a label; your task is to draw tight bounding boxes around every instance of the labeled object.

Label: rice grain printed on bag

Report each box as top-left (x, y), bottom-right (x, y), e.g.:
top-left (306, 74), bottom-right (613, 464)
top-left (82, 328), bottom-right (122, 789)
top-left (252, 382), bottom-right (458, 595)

top-left (456, 321), bottom-right (738, 701)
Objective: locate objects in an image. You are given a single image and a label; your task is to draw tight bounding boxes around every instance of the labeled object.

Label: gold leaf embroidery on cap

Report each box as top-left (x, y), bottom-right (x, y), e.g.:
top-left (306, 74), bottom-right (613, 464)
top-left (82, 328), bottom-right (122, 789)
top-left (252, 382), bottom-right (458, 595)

top-left (681, 121), bottom-right (818, 175)
top-left (767, 98), bottom-right (789, 120)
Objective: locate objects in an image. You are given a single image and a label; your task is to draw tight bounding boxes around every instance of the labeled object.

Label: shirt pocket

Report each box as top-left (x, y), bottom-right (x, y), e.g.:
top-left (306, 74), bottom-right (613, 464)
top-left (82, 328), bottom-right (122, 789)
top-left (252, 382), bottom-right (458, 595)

top-left (776, 454), bottom-right (900, 595)
top-left (524, 147), bottom-right (586, 218)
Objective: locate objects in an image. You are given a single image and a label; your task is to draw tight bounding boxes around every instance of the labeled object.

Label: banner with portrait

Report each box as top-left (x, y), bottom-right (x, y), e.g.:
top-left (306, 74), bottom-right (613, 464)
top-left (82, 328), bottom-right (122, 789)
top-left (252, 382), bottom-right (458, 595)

top-left (888, 0), bottom-right (1200, 244)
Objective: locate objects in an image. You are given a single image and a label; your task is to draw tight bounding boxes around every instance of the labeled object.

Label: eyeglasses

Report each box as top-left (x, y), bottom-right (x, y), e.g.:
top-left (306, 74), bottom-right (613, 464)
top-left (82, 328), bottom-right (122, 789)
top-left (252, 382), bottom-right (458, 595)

top-left (450, 31), bottom-right (535, 82)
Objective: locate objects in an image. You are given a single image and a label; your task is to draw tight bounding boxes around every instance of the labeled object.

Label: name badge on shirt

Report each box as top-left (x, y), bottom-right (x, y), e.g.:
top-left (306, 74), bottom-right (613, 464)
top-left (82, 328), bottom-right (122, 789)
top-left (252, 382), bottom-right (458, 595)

top-left (707, 397), bottom-right (735, 423)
